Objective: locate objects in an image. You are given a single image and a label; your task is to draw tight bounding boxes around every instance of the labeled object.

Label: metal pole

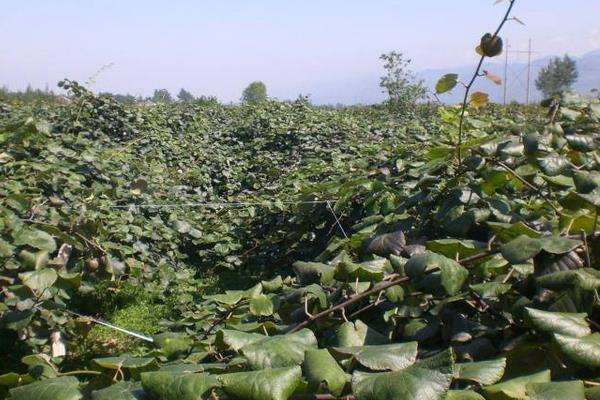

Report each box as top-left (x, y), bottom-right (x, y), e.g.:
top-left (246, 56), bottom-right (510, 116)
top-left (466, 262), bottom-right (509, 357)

top-left (503, 39), bottom-right (509, 105)
top-left (526, 38), bottom-right (532, 104)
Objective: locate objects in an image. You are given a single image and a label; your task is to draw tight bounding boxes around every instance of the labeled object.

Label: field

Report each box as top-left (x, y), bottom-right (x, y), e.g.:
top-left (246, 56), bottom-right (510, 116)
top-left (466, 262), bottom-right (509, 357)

top-left (1, 77), bottom-right (600, 400)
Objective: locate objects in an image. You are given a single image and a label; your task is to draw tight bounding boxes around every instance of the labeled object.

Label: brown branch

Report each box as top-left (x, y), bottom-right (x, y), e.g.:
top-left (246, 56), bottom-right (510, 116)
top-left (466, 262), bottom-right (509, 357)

top-left (288, 249), bottom-right (498, 333)
top-left (456, 0), bottom-right (517, 165)
top-left (200, 302), bottom-right (245, 340)
top-left (288, 276), bottom-right (410, 333)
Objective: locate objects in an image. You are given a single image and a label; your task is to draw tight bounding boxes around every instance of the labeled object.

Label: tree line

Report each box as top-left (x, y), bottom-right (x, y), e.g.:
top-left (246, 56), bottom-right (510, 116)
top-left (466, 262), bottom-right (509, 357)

top-left (0, 55), bottom-right (592, 106)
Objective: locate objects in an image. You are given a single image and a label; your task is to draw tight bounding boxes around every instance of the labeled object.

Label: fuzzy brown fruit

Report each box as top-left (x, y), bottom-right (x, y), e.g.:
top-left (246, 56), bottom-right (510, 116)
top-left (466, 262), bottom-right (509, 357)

top-left (87, 258), bottom-right (99, 271)
top-left (480, 33), bottom-right (503, 57)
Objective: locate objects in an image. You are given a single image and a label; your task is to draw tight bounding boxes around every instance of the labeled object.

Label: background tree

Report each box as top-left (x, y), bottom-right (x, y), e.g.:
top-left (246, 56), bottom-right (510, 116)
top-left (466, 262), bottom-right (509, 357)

top-left (535, 55), bottom-right (578, 98)
top-left (241, 81), bottom-right (267, 104)
top-left (151, 89), bottom-right (173, 103)
top-left (379, 51), bottom-right (427, 111)
top-left (177, 88), bottom-right (195, 102)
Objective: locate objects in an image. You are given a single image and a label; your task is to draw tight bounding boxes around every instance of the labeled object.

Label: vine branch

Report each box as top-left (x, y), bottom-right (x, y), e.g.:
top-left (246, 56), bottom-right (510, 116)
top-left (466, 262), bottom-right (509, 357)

top-left (456, 0), bottom-right (517, 165)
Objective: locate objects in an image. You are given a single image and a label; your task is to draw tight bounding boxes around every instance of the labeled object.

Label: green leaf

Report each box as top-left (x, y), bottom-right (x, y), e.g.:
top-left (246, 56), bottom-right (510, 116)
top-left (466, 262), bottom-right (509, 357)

top-left (538, 236), bottom-right (581, 254)
top-left (141, 371), bottom-right (219, 400)
top-left (9, 376), bottom-right (82, 400)
top-left (536, 269), bottom-right (600, 291)
top-left (218, 366), bottom-right (302, 400)
top-left (538, 155), bottom-right (568, 176)
top-left (91, 381), bottom-right (145, 400)
top-left (14, 228), bottom-right (56, 252)
top-left (553, 333), bottom-right (600, 367)
top-left (488, 221), bottom-right (542, 242)
top-left (501, 235), bottom-right (542, 264)
top-left (524, 308), bottom-right (591, 338)
top-left (204, 291), bottom-right (244, 305)
top-left (93, 356), bottom-right (157, 373)
top-left (292, 261), bottom-right (335, 285)
top-left (352, 364), bottom-right (452, 400)
top-left (240, 330), bottom-right (317, 369)
top-left (336, 320), bottom-right (388, 347)
top-left (526, 380), bottom-right (585, 400)
top-left (426, 239), bottom-right (487, 259)
top-left (444, 390), bottom-right (485, 400)
top-left (216, 330), bottom-right (265, 351)
top-left (261, 275), bottom-right (283, 293)
top-left (566, 134), bottom-right (597, 152)
top-left (249, 294), bottom-right (274, 316)
top-left (332, 342), bottom-right (418, 371)
top-left (405, 251), bottom-right (468, 295)
top-left (456, 358), bottom-right (506, 385)
top-left (469, 282), bottom-right (511, 299)
top-left (483, 369), bottom-right (551, 400)
top-left (436, 74), bottom-right (459, 94)
top-left (19, 268), bottom-right (57, 292)
top-left (302, 349), bottom-right (347, 396)
top-left (153, 333), bottom-right (192, 358)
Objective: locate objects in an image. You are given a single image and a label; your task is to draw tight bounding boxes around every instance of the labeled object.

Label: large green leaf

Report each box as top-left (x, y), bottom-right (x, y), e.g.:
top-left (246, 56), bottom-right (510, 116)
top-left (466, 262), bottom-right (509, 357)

top-left (218, 366), bottom-right (302, 400)
top-left (553, 333), bottom-right (600, 367)
top-left (483, 369), bottom-right (551, 400)
top-left (456, 358), bottom-right (506, 385)
top-left (216, 330), bottom-right (265, 351)
top-left (204, 291), bottom-right (244, 305)
top-left (302, 349), bottom-right (347, 396)
top-left (249, 294), bottom-right (274, 316)
top-left (153, 333), bottom-right (192, 358)
top-left (524, 308), bottom-right (591, 338)
top-left (14, 228), bottom-right (56, 252)
top-left (292, 261), bottom-right (335, 285)
top-left (536, 269), bottom-right (600, 291)
top-left (18, 268), bottom-right (57, 291)
top-left (538, 236), bottom-right (581, 255)
top-left (526, 380), bottom-right (585, 400)
top-left (9, 376), bottom-right (82, 400)
top-left (240, 329), bottom-right (317, 369)
top-left (501, 235), bottom-right (542, 264)
top-left (335, 320), bottom-right (388, 347)
top-left (426, 239), bottom-right (487, 259)
top-left (93, 356), bottom-right (158, 373)
top-left (141, 371), bottom-right (219, 400)
top-left (352, 364), bottom-right (452, 400)
top-left (332, 342), bottom-right (418, 371)
top-left (91, 381), bottom-right (145, 400)
top-left (405, 251), bottom-right (468, 295)
top-left (444, 391), bottom-right (485, 400)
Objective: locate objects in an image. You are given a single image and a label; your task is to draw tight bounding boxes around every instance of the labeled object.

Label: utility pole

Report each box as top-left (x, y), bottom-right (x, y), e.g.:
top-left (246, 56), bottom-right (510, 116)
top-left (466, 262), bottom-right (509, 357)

top-left (503, 39), bottom-right (509, 105)
top-left (526, 38), bottom-right (532, 104)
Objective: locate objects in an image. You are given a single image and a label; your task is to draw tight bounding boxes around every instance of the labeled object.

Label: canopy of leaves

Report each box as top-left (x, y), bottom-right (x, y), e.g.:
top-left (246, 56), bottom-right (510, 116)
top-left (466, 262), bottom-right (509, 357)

top-left (1, 77), bottom-right (600, 400)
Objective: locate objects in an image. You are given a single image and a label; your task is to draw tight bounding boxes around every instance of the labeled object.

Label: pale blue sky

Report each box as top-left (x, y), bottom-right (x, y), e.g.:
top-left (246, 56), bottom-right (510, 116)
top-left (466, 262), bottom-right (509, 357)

top-left (2, 0), bottom-right (599, 102)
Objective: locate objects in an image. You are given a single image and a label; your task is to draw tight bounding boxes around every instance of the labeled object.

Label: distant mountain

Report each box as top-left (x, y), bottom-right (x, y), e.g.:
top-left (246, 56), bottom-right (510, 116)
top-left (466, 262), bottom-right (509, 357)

top-left (307, 49), bottom-right (600, 105)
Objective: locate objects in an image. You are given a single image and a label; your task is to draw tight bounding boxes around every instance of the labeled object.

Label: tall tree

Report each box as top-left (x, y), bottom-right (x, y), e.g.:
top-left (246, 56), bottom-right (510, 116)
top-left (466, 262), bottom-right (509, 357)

top-left (379, 52), bottom-right (427, 111)
top-left (535, 55), bottom-right (578, 98)
top-left (151, 89), bottom-right (173, 103)
top-left (177, 88), bottom-right (195, 102)
top-left (241, 81), bottom-right (267, 104)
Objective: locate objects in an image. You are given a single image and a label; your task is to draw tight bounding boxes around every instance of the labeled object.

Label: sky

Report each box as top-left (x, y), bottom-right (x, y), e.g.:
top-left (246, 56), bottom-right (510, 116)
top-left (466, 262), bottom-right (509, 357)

top-left (2, 0), bottom-right (599, 103)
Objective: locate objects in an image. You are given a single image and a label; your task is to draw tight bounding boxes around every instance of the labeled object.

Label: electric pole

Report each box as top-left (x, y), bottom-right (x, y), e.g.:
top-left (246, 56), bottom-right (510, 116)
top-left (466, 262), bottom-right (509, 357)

top-left (526, 38), bottom-right (532, 104)
top-left (503, 40), bottom-right (509, 105)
